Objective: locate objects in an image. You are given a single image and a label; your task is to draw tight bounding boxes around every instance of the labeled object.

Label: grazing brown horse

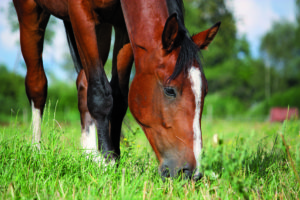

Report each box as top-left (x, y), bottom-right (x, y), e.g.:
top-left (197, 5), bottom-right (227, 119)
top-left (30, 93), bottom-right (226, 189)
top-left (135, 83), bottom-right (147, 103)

top-left (13, 0), bottom-right (220, 180)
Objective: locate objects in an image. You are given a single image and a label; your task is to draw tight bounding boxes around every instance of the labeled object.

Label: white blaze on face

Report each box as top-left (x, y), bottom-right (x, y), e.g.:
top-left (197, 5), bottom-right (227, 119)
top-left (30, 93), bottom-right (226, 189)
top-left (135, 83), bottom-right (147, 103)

top-left (188, 67), bottom-right (202, 173)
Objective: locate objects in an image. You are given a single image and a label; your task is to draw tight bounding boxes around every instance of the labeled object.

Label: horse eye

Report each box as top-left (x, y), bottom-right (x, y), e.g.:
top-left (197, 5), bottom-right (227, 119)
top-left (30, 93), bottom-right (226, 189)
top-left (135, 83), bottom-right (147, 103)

top-left (164, 87), bottom-right (177, 98)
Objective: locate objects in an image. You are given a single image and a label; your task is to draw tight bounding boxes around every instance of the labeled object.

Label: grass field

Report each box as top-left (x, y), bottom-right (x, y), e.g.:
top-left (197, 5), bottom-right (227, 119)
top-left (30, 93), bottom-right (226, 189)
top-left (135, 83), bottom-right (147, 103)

top-left (0, 108), bottom-right (299, 199)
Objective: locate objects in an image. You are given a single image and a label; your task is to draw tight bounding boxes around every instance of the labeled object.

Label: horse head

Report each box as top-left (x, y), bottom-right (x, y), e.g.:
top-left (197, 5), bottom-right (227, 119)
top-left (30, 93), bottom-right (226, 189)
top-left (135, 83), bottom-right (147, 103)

top-left (128, 13), bottom-right (220, 180)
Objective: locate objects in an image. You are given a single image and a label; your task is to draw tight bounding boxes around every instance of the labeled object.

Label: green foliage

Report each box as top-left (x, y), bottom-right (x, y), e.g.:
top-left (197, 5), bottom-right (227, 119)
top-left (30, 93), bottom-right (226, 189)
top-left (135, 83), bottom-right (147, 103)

top-left (260, 20), bottom-right (300, 89)
top-left (184, 0), bottom-right (237, 66)
top-left (204, 58), bottom-right (266, 105)
top-left (203, 93), bottom-right (246, 118)
top-left (47, 82), bottom-right (78, 121)
top-left (183, 0), bottom-right (272, 112)
top-left (0, 64), bottom-right (79, 123)
top-left (5, 0), bottom-right (300, 120)
top-left (247, 86), bottom-right (300, 117)
top-left (269, 86), bottom-right (300, 108)
top-left (0, 65), bottom-right (28, 121)
top-left (183, 0), bottom-right (300, 117)
top-left (260, 21), bottom-right (297, 63)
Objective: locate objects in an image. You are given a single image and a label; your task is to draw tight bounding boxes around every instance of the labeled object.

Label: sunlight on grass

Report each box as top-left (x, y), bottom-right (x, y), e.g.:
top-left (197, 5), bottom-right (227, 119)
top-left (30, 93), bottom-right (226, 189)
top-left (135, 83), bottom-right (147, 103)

top-left (0, 112), bottom-right (299, 199)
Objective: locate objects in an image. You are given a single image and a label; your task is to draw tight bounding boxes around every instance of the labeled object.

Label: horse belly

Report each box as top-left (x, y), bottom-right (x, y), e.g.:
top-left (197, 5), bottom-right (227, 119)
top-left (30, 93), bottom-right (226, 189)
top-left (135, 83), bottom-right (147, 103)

top-left (35, 0), bottom-right (69, 20)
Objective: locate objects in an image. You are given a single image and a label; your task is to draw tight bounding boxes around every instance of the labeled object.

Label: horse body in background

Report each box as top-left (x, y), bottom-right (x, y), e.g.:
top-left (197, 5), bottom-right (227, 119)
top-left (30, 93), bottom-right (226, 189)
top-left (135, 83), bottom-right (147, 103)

top-left (13, 0), bottom-right (133, 162)
top-left (13, 0), bottom-right (220, 180)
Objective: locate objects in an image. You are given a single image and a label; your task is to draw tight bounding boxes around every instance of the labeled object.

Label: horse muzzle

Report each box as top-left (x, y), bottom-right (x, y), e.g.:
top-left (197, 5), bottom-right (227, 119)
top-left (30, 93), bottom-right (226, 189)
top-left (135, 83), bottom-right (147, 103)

top-left (159, 162), bottom-right (203, 181)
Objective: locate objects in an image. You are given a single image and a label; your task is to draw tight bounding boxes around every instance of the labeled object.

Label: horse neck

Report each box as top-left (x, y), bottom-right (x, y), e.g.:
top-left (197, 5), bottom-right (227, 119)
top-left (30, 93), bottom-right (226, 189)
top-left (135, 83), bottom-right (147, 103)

top-left (120, 0), bottom-right (169, 67)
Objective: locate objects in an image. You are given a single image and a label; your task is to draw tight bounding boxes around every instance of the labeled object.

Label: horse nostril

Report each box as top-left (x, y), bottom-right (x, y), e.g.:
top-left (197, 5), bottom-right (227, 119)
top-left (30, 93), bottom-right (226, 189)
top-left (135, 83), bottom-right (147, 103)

top-left (160, 167), bottom-right (170, 179)
top-left (192, 172), bottom-right (203, 181)
top-left (178, 168), bottom-right (193, 179)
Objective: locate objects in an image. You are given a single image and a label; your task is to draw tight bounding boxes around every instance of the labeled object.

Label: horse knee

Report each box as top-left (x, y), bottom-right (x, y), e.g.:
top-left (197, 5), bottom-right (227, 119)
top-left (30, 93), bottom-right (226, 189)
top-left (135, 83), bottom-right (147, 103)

top-left (25, 72), bottom-right (48, 111)
top-left (87, 76), bottom-right (113, 120)
top-left (88, 92), bottom-right (113, 119)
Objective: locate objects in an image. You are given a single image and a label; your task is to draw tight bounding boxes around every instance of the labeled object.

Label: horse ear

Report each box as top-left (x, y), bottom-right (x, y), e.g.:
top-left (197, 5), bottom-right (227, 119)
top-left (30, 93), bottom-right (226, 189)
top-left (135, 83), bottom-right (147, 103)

top-left (162, 13), bottom-right (179, 51)
top-left (192, 21), bottom-right (221, 50)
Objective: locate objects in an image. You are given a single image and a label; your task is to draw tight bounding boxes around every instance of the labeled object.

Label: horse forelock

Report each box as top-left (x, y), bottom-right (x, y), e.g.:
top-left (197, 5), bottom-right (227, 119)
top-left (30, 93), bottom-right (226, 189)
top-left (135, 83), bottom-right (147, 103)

top-left (167, 35), bottom-right (202, 82)
top-left (166, 0), bottom-right (202, 82)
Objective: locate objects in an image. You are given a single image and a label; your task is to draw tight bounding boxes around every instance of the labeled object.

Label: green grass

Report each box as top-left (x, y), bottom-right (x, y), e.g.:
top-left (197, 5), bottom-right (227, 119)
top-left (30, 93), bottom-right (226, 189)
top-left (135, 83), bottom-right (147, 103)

top-left (0, 109), bottom-right (299, 199)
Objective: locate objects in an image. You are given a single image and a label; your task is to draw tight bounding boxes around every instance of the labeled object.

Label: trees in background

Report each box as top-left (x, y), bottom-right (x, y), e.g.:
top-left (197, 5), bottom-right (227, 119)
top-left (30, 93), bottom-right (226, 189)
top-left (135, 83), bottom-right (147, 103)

top-left (2, 0), bottom-right (300, 121)
top-left (0, 64), bottom-right (78, 123)
top-left (184, 0), bottom-right (300, 117)
top-left (184, 0), bottom-right (237, 67)
top-left (260, 21), bottom-right (300, 92)
top-left (256, 1), bottom-right (300, 115)
top-left (260, 0), bottom-right (300, 88)
top-left (0, 64), bottom-right (28, 122)
top-left (184, 0), bottom-right (265, 103)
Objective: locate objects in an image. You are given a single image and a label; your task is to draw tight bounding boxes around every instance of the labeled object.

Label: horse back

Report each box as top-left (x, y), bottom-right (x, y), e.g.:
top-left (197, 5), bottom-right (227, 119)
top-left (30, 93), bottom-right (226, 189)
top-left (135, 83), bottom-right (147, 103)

top-left (15, 0), bottom-right (121, 22)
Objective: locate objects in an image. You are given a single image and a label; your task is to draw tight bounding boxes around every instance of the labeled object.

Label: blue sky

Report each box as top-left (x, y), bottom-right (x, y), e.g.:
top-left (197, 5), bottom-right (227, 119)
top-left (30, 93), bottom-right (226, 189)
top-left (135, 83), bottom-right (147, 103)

top-left (228, 0), bottom-right (296, 57)
top-left (0, 0), bottom-right (296, 78)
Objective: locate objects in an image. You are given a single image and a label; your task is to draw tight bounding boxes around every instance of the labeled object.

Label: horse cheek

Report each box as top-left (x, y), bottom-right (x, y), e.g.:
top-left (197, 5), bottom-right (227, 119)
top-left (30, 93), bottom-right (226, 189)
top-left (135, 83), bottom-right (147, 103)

top-left (128, 75), bottom-right (153, 126)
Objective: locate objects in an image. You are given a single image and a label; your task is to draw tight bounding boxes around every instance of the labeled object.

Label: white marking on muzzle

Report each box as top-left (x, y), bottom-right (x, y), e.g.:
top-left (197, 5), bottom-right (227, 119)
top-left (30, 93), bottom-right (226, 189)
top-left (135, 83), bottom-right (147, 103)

top-left (188, 67), bottom-right (202, 174)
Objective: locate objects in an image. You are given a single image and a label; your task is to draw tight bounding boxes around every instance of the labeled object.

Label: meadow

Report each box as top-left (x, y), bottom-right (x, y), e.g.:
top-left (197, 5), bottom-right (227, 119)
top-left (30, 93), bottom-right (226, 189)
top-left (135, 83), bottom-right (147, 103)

top-left (0, 106), bottom-right (299, 199)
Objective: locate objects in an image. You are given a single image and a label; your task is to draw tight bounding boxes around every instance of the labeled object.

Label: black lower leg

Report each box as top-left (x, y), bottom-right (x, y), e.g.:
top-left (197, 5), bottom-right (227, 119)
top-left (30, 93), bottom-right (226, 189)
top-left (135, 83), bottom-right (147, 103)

top-left (110, 76), bottom-right (129, 157)
top-left (87, 71), bottom-right (115, 160)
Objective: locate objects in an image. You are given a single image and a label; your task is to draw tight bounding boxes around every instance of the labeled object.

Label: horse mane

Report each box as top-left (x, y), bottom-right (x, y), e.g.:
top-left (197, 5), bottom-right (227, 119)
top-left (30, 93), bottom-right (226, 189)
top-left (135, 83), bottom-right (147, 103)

top-left (166, 0), bottom-right (202, 81)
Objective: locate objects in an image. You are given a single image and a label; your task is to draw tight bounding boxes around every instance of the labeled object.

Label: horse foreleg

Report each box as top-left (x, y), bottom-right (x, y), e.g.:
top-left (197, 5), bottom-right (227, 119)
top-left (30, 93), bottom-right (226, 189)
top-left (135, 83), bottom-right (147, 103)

top-left (69, 2), bottom-right (115, 163)
top-left (13, 0), bottom-right (50, 149)
top-left (110, 27), bottom-right (134, 157)
top-left (76, 70), bottom-right (98, 155)
top-left (64, 21), bottom-right (99, 157)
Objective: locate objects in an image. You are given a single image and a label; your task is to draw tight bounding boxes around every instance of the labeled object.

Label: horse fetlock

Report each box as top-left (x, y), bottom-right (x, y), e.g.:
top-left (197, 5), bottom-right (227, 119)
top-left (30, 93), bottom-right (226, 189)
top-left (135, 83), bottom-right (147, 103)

top-left (92, 154), bottom-right (116, 169)
top-left (81, 122), bottom-right (97, 152)
top-left (83, 150), bottom-right (116, 169)
top-left (25, 76), bottom-right (47, 111)
top-left (31, 101), bottom-right (42, 149)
